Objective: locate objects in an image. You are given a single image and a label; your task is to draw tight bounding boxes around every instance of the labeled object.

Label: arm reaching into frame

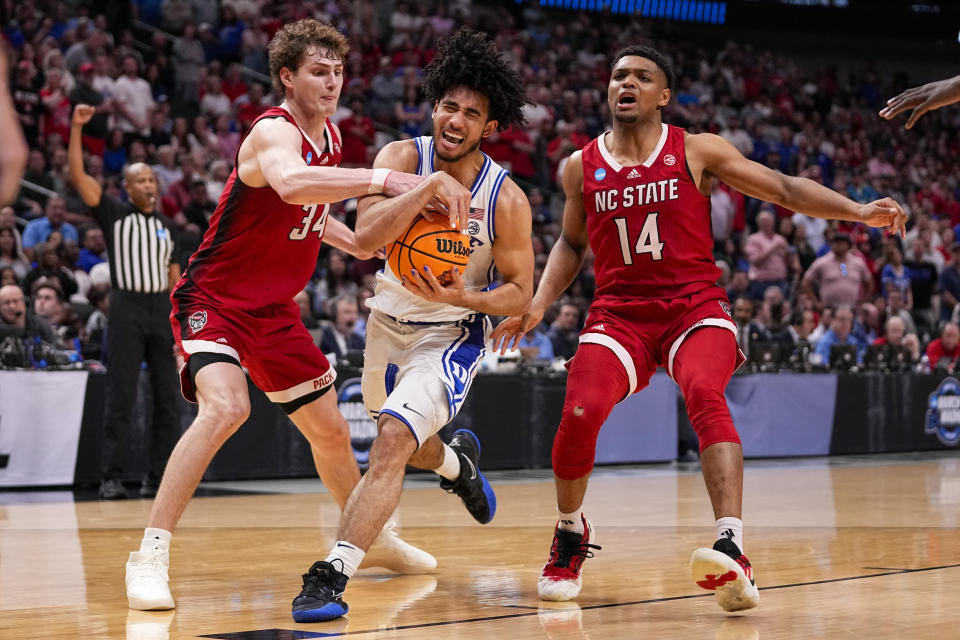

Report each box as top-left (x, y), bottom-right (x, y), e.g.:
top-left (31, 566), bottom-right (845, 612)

top-left (880, 75), bottom-right (960, 130)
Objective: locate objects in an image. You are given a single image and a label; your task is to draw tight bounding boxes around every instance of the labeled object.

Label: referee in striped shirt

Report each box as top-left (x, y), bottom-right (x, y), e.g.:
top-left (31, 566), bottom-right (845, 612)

top-left (70, 104), bottom-right (180, 499)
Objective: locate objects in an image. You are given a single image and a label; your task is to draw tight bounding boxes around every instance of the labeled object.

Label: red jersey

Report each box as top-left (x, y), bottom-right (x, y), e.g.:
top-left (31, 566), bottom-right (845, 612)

top-left (177, 106), bottom-right (342, 309)
top-left (581, 124), bottom-right (720, 300)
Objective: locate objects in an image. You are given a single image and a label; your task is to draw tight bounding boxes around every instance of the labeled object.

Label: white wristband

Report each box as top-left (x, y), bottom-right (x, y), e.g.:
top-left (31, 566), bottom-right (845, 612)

top-left (369, 168), bottom-right (392, 195)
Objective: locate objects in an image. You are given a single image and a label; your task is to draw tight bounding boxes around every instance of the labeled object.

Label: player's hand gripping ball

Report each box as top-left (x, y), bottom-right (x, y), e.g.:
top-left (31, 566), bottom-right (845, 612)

top-left (388, 215), bottom-right (470, 285)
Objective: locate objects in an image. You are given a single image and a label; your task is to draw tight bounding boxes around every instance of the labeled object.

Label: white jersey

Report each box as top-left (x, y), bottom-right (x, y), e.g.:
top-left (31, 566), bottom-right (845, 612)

top-left (367, 136), bottom-right (509, 322)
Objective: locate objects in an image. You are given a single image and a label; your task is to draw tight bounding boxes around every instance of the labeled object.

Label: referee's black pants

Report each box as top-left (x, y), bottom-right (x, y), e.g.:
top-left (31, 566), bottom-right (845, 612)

top-left (101, 290), bottom-right (179, 481)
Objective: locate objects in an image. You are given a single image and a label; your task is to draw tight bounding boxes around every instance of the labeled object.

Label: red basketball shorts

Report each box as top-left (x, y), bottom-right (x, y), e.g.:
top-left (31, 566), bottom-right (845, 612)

top-left (573, 286), bottom-right (745, 395)
top-left (170, 285), bottom-right (335, 404)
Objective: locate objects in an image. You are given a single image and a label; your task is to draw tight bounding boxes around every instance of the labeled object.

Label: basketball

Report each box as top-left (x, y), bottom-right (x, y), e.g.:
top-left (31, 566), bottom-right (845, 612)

top-left (388, 215), bottom-right (470, 286)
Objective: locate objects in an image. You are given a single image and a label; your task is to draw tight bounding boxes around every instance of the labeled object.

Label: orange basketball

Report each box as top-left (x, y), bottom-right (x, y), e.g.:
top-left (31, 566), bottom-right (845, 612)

top-left (388, 215), bottom-right (470, 286)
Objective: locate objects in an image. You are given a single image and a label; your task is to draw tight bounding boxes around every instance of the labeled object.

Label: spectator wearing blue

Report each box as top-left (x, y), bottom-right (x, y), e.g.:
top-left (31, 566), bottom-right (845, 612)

top-left (775, 126), bottom-right (798, 173)
top-left (21, 196), bottom-right (78, 257)
top-left (939, 243), bottom-right (960, 324)
top-left (517, 326), bottom-right (554, 361)
top-left (880, 245), bottom-right (912, 305)
top-left (847, 169), bottom-right (879, 204)
top-left (853, 302), bottom-right (880, 345)
top-left (814, 304), bottom-right (866, 365)
top-left (76, 225), bottom-right (107, 272)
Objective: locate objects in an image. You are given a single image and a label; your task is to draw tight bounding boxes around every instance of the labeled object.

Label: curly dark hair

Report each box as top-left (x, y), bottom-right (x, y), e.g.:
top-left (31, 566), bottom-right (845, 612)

top-left (268, 19), bottom-right (349, 95)
top-left (422, 28), bottom-right (526, 128)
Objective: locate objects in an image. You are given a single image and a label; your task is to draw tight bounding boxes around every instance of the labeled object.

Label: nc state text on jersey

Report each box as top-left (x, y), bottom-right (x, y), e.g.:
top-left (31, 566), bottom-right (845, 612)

top-left (594, 178), bottom-right (680, 212)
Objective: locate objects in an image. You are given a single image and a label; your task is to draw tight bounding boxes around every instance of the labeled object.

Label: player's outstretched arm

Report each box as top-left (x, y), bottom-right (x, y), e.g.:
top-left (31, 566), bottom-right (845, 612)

top-left (491, 152), bottom-right (589, 354)
top-left (68, 104), bottom-right (103, 207)
top-left (687, 132), bottom-right (907, 237)
top-left (323, 215), bottom-right (384, 260)
top-left (403, 178), bottom-right (534, 317)
top-left (355, 140), bottom-right (472, 253)
top-left (245, 118), bottom-right (427, 208)
top-left (880, 74), bottom-right (960, 129)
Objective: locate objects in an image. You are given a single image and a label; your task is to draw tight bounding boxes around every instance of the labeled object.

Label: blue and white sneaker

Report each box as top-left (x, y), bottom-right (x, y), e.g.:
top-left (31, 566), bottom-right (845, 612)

top-left (292, 560), bottom-right (349, 622)
top-left (440, 429), bottom-right (497, 524)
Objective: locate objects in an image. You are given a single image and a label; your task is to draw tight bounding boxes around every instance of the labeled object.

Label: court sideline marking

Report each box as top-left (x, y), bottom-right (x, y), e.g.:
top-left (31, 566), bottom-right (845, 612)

top-left (200, 561), bottom-right (960, 639)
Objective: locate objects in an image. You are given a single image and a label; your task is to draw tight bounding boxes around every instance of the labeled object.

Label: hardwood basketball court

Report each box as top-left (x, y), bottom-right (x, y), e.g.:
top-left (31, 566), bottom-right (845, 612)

top-left (2, 452), bottom-right (959, 639)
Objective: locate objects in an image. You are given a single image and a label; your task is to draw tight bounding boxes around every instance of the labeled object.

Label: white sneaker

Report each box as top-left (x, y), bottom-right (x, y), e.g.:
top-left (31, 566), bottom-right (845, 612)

top-left (690, 538), bottom-right (759, 612)
top-left (126, 547), bottom-right (175, 610)
top-left (360, 521), bottom-right (437, 574)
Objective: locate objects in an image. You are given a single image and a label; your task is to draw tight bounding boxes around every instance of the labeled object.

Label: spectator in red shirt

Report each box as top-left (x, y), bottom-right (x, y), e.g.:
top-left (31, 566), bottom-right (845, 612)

top-left (338, 97), bottom-right (375, 168)
top-left (235, 83), bottom-right (269, 133)
top-left (925, 323), bottom-right (960, 371)
top-left (546, 121), bottom-right (589, 183)
top-left (221, 63), bottom-right (248, 103)
top-left (40, 68), bottom-right (72, 145)
top-left (481, 128), bottom-right (512, 169)
top-left (502, 126), bottom-right (536, 180)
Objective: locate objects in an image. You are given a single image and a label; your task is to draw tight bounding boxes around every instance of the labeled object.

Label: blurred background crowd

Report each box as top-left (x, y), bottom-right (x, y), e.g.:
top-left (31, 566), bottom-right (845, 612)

top-left (3, 0), bottom-right (960, 373)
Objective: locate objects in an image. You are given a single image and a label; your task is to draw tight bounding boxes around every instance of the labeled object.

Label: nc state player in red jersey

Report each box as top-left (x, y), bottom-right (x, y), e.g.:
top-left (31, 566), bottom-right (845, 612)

top-left (494, 45), bottom-right (906, 612)
top-left (123, 20), bottom-right (472, 612)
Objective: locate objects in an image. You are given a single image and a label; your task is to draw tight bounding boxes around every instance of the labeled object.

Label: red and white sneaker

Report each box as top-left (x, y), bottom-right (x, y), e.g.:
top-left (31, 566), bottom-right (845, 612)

top-left (537, 515), bottom-right (601, 601)
top-left (690, 538), bottom-right (759, 612)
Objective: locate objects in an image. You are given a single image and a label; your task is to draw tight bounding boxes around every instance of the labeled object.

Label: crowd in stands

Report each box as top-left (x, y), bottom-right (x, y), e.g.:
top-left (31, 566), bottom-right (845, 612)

top-left (2, 0), bottom-right (960, 372)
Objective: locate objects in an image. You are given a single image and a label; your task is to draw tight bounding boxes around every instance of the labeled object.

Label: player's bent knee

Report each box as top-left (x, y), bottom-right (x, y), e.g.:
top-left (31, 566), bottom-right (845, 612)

top-left (199, 390), bottom-right (251, 436)
top-left (676, 364), bottom-right (739, 450)
top-left (551, 395), bottom-right (610, 481)
top-left (369, 415), bottom-right (419, 470)
top-left (299, 415), bottom-right (350, 451)
top-left (683, 387), bottom-right (739, 450)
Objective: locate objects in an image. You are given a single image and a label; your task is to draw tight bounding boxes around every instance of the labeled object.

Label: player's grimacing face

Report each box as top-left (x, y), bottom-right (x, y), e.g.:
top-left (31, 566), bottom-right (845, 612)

top-left (286, 48), bottom-right (344, 117)
top-left (608, 56), bottom-right (670, 123)
top-left (432, 86), bottom-right (497, 162)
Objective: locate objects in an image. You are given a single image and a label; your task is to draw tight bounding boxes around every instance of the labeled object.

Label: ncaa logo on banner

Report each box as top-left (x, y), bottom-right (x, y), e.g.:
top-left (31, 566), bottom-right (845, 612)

top-left (925, 377), bottom-right (960, 446)
top-left (337, 378), bottom-right (378, 469)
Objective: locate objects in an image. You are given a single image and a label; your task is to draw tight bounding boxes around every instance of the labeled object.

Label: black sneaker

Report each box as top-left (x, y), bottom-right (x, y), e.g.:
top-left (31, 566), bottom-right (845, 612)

top-left (99, 477), bottom-right (129, 500)
top-left (439, 429), bottom-right (497, 524)
top-left (291, 560), bottom-right (349, 622)
top-left (139, 475), bottom-right (160, 499)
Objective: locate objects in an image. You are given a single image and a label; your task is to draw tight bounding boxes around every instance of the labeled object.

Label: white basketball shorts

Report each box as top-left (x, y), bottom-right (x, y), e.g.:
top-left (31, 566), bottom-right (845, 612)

top-left (361, 310), bottom-right (489, 447)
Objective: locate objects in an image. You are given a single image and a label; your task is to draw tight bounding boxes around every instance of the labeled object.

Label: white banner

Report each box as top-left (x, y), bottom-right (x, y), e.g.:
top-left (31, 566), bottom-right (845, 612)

top-left (0, 370), bottom-right (89, 487)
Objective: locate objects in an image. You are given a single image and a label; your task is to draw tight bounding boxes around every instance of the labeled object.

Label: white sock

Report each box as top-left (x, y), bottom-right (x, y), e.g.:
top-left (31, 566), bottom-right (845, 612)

top-left (558, 508), bottom-right (584, 535)
top-left (140, 527), bottom-right (171, 553)
top-left (325, 540), bottom-right (365, 578)
top-left (434, 444), bottom-right (461, 481)
top-left (715, 517), bottom-right (744, 552)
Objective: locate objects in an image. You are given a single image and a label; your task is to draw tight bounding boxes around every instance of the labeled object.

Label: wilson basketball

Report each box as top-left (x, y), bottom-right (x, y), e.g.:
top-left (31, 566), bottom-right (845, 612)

top-left (388, 215), bottom-right (470, 286)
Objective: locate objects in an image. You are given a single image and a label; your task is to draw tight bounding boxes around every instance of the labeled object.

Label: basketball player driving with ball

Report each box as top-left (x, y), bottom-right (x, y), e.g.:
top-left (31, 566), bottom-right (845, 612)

top-left (290, 29), bottom-right (534, 622)
top-left (123, 19), bottom-right (472, 613)
top-left (493, 44), bottom-right (907, 613)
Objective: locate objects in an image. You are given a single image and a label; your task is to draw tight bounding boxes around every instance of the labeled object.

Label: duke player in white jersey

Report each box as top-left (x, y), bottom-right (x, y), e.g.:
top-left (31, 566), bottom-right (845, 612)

top-left (291, 29), bottom-right (534, 622)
